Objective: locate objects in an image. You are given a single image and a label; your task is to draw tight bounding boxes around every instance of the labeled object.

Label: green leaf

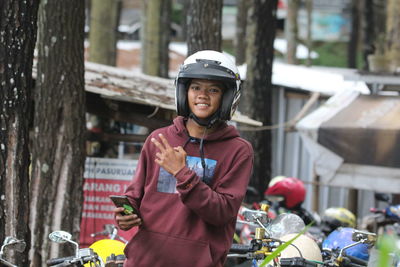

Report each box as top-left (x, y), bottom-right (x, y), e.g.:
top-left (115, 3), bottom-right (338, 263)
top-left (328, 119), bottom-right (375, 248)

top-left (259, 222), bottom-right (314, 267)
top-left (377, 234), bottom-right (399, 267)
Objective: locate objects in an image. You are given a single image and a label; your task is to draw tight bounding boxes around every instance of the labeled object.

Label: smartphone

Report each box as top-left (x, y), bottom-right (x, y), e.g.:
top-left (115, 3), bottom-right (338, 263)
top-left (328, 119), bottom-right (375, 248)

top-left (109, 195), bottom-right (137, 216)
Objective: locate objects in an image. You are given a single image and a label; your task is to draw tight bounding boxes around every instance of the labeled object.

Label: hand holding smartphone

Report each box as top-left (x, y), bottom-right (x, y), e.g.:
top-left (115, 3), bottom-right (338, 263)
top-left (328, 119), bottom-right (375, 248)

top-left (109, 195), bottom-right (137, 216)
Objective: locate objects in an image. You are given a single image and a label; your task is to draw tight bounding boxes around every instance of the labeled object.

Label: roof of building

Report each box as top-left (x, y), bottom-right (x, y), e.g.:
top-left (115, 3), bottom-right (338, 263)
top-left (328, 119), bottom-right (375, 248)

top-left (84, 62), bottom-right (263, 126)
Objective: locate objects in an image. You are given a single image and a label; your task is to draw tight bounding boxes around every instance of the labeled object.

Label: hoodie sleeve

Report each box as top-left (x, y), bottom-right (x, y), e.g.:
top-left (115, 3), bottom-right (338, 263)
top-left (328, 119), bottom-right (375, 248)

top-left (175, 144), bottom-right (253, 226)
top-left (123, 138), bottom-right (151, 212)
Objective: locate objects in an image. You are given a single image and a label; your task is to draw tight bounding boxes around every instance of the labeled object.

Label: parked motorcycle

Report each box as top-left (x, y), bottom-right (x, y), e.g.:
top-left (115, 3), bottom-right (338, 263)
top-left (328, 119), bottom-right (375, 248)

top-left (47, 230), bottom-right (103, 266)
top-left (47, 228), bottom-right (127, 267)
top-left (361, 193), bottom-right (400, 235)
top-left (88, 224), bottom-right (126, 265)
top-left (309, 207), bottom-right (358, 248)
top-left (263, 176), bottom-right (320, 226)
top-left (360, 193), bottom-right (400, 267)
top-left (228, 206), bottom-right (323, 267)
top-left (322, 228), bottom-right (376, 267)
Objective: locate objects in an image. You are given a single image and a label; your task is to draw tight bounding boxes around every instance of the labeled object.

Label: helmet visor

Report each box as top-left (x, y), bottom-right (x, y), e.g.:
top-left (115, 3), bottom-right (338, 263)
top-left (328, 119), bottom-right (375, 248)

top-left (178, 60), bottom-right (239, 83)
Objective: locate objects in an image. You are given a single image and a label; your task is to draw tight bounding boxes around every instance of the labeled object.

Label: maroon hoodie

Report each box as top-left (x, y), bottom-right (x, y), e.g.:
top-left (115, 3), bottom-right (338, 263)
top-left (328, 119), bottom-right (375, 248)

top-left (123, 116), bottom-right (253, 267)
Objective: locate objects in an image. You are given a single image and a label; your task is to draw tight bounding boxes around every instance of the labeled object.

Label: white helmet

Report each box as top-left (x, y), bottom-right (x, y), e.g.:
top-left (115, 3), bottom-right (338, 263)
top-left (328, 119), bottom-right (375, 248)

top-left (279, 233), bottom-right (323, 265)
top-left (175, 50), bottom-right (241, 126)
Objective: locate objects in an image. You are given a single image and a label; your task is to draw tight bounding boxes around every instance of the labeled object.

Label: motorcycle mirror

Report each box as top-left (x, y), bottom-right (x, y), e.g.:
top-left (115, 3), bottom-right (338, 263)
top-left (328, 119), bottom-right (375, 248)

top-left (105, 224), bottom-right (115, 233)
top-left (1, 237), bottom-right (26, 254)
top-left (352, 230), bottom-right (376, 245)
top-left (49, 231), bottom-right (80, 258)
top-left (374, 193), bottom-right (390, 203)
top-left (49, 231), bottom-right (72, 243)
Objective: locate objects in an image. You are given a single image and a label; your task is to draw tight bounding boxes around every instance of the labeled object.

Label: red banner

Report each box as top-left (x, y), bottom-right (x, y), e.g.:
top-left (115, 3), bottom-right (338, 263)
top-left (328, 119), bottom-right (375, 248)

top-left (79, 157), bottom-right (138, 247)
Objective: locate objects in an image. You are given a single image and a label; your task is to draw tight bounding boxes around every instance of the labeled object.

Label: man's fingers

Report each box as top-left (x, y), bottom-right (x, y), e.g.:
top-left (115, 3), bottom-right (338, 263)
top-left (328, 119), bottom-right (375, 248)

top-left (117, 216), bottom-right (142, 230)
top-left (114, 207), bottom-right (125, 214)
top-left (151, 137), bottom-right (165, 152)
top-left (174, 146), bottom-right (184, 152)
top-left (158, 134), bottom-right (172, 149)
top-left (174, 146), bottom-right (187, 156)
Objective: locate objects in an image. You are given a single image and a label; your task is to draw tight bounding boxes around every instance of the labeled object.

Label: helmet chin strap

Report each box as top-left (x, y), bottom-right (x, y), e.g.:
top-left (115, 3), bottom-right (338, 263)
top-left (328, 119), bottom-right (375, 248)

top-left (189, 111), bottom-right (220, 128)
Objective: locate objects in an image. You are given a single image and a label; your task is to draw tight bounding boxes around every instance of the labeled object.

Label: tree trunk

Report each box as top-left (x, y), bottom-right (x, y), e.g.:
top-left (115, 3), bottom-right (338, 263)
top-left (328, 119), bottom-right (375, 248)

top-left (386, 0), bottom-right (400, 71)
top-left (141, 0), bottom-right (171, 78)
top-left (88, 0), bottom-right (121, 66)
top-left (234, 0), bottom-right (249, 65)
top-left (348, 0), bottom-right (360, 68)
top-left (29, 0), bottom-right (86, 265)
top-left (88, 0), bottom-right (121, 158)
top-left (181, 0), bottom-right (189, 42)
top-left (362, 0), bottom-right (386, 70)
top-left (362, 0), bottom-right (374, 70)
top-left (285, 0), bottom-right (299, 64)
top-left (386, 0), bottom-right (400, 47)
top-left (0, 1), bottom-right (39, 266)
top-left (186, 0), bottom-right (223, 55)
top-left (240, 0), bottom-right (278, 195)
top-left (305, 0), bottom-right (313, 66)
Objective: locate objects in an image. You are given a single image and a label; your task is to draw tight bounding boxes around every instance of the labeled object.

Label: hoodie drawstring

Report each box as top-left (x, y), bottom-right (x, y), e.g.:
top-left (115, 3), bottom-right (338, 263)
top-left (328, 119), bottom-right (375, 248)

top-left (200, 127), bottom-right (208, 181)
top-left (183, 127), bottom-right (209, 184)
top-left (183, 136), bottom-right (192, 149)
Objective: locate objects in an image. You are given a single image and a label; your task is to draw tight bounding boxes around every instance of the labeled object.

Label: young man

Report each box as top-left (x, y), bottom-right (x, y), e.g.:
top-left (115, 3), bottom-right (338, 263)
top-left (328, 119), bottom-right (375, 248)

top-left (114, 50), bottom-right (254, 267)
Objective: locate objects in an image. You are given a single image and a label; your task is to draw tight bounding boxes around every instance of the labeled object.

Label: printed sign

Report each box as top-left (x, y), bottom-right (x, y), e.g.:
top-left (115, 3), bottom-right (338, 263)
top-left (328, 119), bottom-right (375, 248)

top-left (79, 157), bottom-right (138, 247)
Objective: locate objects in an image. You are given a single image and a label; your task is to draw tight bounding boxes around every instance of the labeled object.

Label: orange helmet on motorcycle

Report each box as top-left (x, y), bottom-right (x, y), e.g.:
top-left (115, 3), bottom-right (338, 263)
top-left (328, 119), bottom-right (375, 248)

top-left (264, 176), bottom-right (306, 209)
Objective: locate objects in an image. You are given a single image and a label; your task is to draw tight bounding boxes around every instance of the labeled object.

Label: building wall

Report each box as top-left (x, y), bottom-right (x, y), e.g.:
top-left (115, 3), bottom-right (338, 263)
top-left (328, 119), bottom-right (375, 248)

top-left (270, 86), bottom-right (379, 226)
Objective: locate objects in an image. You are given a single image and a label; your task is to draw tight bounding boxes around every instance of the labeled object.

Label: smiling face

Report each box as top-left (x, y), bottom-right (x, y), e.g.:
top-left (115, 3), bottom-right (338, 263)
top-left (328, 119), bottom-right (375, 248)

top-left (187, 79), bottom-right (225, 120)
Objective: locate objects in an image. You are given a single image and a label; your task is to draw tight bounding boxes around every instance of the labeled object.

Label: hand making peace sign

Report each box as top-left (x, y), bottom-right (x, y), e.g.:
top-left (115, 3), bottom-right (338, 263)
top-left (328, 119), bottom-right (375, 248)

top-left (151, 133), bottom-right (187, 178)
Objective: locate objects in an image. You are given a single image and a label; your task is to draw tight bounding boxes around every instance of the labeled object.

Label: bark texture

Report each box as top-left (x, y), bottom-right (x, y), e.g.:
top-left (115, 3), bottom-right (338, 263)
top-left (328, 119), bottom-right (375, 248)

top-left (348, 0), bottom-right (360, 68)
top-left (362, 0), bottom-right (386, 70)
top-left (239, 0), bottom-right (278, 195)
top-left (186, 0), bottom-right (223, 55)
top-left (285, 0), bottom-right (299, 64)
top-left (29, 0), bottom-right (86, 265)
top-left (141, 0), bottom-right (171, 78)
top-left (89, 0), bottom-right (121, 66)
top-left (386, 0), bottom-right (400, 70)
top-left (235, 0), bottom-right (250, 65)
top-left (0, 0), bottom-right (38, 265)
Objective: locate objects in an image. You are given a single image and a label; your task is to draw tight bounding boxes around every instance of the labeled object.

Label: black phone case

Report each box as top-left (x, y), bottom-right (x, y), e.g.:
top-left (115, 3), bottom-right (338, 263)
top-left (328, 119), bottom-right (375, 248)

top-left (109, 195), bottom-right (137, 216)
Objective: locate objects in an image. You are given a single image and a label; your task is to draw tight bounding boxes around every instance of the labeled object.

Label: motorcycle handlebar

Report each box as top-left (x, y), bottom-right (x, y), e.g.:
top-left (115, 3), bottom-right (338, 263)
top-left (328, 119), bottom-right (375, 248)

top-left (229, 243), bottom-right (253, 254)
top-left (369, 208), bottom-right (384, 214)
top-left (345, 255), bottom-right (368, 267)
top-left (46, 256), bottom-right (74, 266)
top-left (90, 230), bottom-right (108, 237)
top-left (343, 262), bottom-right (366, 267)
top-left (0, 258), bottom-right (18, 267)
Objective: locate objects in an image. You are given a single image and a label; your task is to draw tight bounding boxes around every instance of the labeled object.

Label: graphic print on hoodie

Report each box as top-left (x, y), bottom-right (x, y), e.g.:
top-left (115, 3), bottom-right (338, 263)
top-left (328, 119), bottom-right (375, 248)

top-left (157, 156), bottom-right (217, 193)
